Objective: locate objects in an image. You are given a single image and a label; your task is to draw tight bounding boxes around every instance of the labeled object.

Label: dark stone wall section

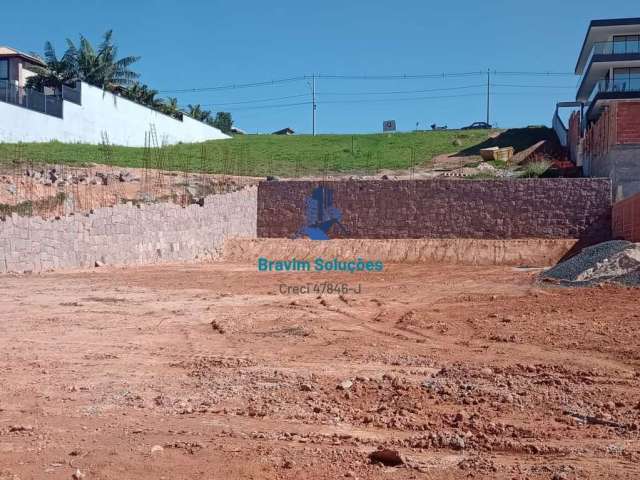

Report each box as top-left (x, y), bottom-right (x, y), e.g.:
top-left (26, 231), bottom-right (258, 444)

top-left (257, 179), bottom-right (612, 243)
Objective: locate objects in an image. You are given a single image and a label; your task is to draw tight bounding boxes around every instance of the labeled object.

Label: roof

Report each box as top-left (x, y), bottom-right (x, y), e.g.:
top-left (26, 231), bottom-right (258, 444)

top-left (575, 18), bottom-right (640, 74)
top-left (0, 46), bottom-right (46, 67)
top-left (273, 127), bottom-right (295, 135)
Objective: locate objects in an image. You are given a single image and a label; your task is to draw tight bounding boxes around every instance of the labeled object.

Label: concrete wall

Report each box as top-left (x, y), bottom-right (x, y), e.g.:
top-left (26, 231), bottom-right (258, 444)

top-left (257, 179), bottom-right (612, 244)
top-left (0, 187), bottom-right (256, 274)
top-left (613, 191), bottom-right (640, 242)
top-left (0, 82), bottom-right (229, 146)
top-left (591, 145), bottom-right (640, 200)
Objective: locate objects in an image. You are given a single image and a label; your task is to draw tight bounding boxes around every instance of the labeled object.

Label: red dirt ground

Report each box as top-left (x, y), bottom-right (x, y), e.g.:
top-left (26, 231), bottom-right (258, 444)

top-left (0, 263), bottom-right (639, 479)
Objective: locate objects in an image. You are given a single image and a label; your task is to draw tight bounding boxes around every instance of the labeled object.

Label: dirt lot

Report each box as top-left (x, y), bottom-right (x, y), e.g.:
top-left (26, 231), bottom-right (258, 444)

top-left (0, 262), bottom-right (639, 479)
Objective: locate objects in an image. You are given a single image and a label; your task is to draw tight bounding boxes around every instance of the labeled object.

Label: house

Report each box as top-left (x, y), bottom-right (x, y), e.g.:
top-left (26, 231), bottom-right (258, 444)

top-left (0, 44), bottom-right (229, 146)
top-left (230, 126), bottom-right (247, 135)
top-left (273, 127), bottom-right (295, 135)
top-left (0, 46), bottom-right (45, 90)
top-left (555, 18), bottom-right (640, 199)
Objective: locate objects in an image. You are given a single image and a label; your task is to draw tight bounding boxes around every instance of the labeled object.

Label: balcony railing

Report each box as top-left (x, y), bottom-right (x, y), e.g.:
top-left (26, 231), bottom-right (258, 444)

top-left (0, 82), bottom-right (63, 118)
top-left (590, 39), bottom-right (640, 56)
top-left (580, 40), bottom-right (640, 93)
top-left (589, 78), bottom-right (640, 103)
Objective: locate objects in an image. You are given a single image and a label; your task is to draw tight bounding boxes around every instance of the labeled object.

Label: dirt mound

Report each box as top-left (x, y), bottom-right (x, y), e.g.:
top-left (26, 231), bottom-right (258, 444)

top-left (223, 238), bottom-right (578, 267)
top-left (541, 240), bottom-right (640, 286)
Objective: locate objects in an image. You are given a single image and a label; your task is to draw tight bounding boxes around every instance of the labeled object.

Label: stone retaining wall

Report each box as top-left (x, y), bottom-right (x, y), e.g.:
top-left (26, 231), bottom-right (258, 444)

top-left (257, 179), bottom-right (612, 243)
top-left (0, 187), bottom-right (257, 274)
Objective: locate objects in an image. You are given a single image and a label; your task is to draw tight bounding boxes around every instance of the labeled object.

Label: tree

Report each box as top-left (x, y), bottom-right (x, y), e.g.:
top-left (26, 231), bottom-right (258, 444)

top-left (26, 40), bottom-right (78, 91)
top-left (30, 30), bottom-right (140, 92)
top-left (71, 30), bottom-right (140, 90)
top-left (211, 112), bottom-right (233, 134)
top-left (161, 97), bottom-right (181, 117)
top-left (187, 104), bottom-right (212, 123)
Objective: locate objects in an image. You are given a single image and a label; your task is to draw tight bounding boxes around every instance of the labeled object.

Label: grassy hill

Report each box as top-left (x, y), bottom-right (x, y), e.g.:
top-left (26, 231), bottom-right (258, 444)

top-left (0, 130), bottom-right (497, 178)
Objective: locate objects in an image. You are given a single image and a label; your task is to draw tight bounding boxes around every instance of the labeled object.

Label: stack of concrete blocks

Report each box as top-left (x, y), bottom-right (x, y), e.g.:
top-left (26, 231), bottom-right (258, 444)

top-left (0, 187), bottom-right (257, 274)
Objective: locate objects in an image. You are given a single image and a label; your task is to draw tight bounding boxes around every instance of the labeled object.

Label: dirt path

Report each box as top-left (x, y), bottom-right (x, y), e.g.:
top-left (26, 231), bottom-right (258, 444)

top-left (0, 263), bottom-right (639, 479)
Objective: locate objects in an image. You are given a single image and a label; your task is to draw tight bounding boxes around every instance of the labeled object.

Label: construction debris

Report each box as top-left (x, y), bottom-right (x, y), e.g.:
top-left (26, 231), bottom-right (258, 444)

top-left (541, 240), bottom-right (640, 286)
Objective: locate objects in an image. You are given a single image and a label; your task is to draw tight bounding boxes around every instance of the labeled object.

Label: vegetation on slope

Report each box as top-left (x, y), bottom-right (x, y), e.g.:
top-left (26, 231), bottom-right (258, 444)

top-left (0, 130), bottom-right (494, 178)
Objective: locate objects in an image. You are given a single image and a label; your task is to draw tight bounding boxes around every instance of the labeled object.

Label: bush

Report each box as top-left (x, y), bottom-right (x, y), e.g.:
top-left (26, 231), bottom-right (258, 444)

top-left (520, 160), bottom-right (551, 178)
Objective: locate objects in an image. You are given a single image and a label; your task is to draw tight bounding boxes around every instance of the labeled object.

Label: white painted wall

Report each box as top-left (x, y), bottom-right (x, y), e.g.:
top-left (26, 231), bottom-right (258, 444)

top-left (0, 82), bottom-right (229, 146)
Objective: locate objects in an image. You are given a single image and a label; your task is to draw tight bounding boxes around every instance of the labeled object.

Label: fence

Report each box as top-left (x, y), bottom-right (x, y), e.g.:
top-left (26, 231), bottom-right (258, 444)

top-left (0, 82), bottom-right (63, 118)
top-left (61, 82), bottom-right (82, 105)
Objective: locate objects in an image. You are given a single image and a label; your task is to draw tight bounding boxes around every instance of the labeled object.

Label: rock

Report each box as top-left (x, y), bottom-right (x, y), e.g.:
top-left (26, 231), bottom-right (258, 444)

top-left (72, 469), bottom-right (85, 479)
top-left (450, 435), bottom-right (466, 450)
top-left (480, 367), bottom-right (494, 376)
top-left (368, 448), bottom-right (404, 466)
top-left (300, 383), bottom-right (313, 392)
top-left (95, 260), bottom-right (105, 268)
top-left (337, 380), bottom-right (353, 390)
top-left (5, 184), bottom-right (16, 195)
top-left (150, 445), bottom-right (164, 455)
top-left (9, 425), bottom-right (34, 432)
top-left (283, 459), bottom-right (295, 469)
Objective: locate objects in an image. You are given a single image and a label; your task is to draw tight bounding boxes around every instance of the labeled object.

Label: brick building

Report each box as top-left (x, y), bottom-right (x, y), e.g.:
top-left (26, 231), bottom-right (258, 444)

top-left (554, 18), bottom-right (640, 200)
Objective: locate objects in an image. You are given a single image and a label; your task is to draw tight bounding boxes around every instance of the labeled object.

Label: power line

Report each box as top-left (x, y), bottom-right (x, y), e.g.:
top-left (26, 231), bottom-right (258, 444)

top-left (158, 76), bottom-right (307, 94)
top-left (199, 93), bottom-right (309, 107)
top-left (319, 92), bottom-right (485, 105)
top-left (493, 71), bottom-right (575, 77)
top-left (318, 84), bottom-right (486, 96)
top-left (491, 83), bottom-right (576, 89)
top-left (316, 72), bottom-right (484, 79)
top-left (158, 70), bottom-right (577, 94)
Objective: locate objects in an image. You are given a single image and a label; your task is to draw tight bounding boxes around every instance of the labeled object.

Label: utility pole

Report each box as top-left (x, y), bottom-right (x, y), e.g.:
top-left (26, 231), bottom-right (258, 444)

top-left (312, 74), bottom-right (317, 136)
top-left (486, 68), bottom-right (491, 126)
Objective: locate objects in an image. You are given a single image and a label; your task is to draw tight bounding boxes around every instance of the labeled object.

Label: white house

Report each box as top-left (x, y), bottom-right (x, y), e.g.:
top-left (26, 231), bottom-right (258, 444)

top-left (0, 45), bottom-right (229, 146)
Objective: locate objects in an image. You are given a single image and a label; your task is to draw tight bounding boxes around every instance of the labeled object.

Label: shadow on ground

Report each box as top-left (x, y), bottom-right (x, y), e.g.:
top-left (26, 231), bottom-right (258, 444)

top-left (455, 127), bottom-right (559, 156)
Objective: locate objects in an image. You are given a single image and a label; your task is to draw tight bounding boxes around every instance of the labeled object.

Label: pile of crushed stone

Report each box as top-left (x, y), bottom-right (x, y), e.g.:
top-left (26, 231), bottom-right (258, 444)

top-left (541, 240), bottom-right (640, 286)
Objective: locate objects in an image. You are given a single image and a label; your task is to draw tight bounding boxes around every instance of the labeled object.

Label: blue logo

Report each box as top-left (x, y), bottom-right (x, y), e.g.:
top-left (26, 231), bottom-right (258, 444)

top-left (295, 186), bottom-right (348, 240)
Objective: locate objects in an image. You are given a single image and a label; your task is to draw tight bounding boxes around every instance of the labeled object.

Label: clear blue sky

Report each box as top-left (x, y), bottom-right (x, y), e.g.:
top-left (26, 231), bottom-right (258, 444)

top-left (2, 0), bottom-right (638, 133)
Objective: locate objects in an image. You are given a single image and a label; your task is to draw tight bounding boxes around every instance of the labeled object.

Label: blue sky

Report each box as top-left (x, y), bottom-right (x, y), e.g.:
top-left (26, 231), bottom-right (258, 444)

top-left (2, 0), bottom-right (638, 133)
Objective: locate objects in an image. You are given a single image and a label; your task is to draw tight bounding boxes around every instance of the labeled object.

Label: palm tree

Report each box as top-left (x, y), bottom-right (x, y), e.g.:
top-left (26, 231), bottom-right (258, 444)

top-left (187, 104), bottom-right (211, 122)
top-left (161, 97), bottom-right (181, 117)
top-left (68, 30), bottom-right (140, 91)
top-left (30, 30), bottom-right (140, 93)
top-left (26, 40), bottom-right (78, 91)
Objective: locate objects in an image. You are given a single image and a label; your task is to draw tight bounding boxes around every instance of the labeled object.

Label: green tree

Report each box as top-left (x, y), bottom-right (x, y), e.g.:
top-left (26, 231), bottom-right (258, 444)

top-left (71, 30), bottom-right (140, 90)
top-left (26, 40), bottom-right (78, 90)
top-left (211, 112), bottom-right (233, 134)
top-left (29, 30), bottom-right (140, 92)
top-left (187, 104), bottom-right (212, 122)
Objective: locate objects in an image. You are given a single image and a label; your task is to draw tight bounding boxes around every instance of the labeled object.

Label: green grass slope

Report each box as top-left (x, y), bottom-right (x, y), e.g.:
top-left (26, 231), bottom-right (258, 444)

top-left (0, 130), bottom-right (494, 177)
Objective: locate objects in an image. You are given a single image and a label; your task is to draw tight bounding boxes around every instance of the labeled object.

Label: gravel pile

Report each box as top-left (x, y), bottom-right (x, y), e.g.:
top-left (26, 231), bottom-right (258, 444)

top-left (541, 240), bottom-right (640, 286)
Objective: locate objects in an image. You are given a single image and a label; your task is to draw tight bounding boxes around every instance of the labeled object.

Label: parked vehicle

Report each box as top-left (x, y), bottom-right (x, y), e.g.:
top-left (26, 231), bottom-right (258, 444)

top-left (461, 121), bottom-right (492, 130)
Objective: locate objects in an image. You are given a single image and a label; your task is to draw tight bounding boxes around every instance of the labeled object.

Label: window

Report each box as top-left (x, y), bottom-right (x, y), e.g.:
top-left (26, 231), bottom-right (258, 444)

top-left (630, 68), bottom-right (640, 91)
top-left (613, 68), bottom-right (640, 92)
top-left (613, 68), bottom-right (629, 91)
top-left (612, 35), bottom-right (640, 54)
top-left (0, 59), bottom-right (8, 88)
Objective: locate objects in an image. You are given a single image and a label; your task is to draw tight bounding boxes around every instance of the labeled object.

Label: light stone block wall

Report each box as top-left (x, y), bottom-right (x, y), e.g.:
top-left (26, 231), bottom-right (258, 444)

top-left (0, 187), bottom-right (257, 274)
